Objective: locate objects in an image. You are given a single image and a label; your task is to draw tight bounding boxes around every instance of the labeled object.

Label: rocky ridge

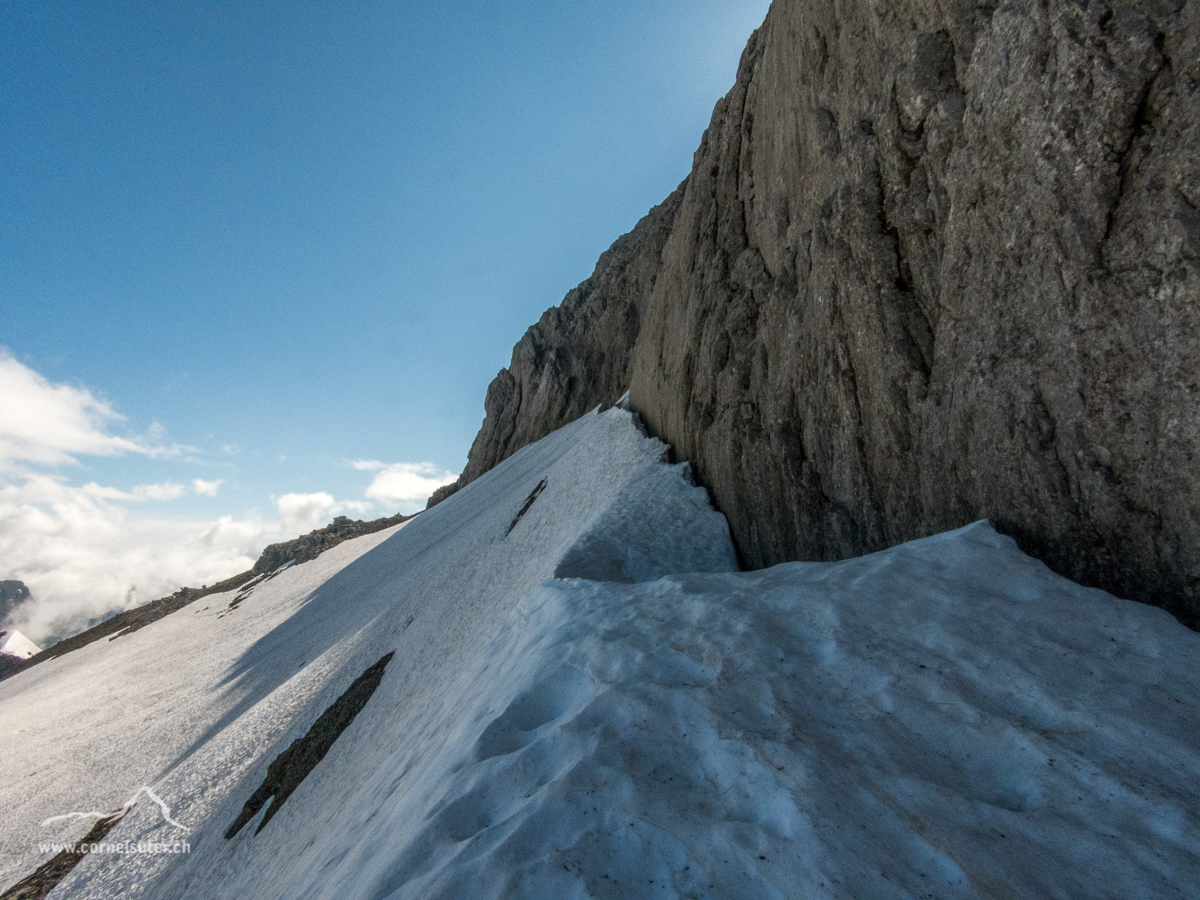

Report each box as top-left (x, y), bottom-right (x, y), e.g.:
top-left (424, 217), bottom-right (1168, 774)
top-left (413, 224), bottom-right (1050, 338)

top-left (441, 0), bottom-right (1200, 628)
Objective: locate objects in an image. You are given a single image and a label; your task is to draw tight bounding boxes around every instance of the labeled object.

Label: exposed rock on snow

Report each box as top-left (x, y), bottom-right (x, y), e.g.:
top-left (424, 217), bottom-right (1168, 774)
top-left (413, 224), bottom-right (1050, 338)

top-left (226, 651), bottom-right (395, 838)
top-left (0, 408), bottom-right (1195, 899)
top-left (1, 808), bottom-right (127, 900)
top-left (507, 479), bottom-right (548, 535)
top-left (450, 0), bottom-right (1200, 628)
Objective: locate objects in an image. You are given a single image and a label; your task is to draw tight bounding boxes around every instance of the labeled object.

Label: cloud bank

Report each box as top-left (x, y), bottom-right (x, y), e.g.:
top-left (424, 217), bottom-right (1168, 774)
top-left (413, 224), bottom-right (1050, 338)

top-left (0, 474), bottom-right (270, 644)
top-left (354, 461), bottom-right (457, 510)
top-left (192, 478), bottom-right (223, 497)
top-left (0, 355), bottom-right (458, 646)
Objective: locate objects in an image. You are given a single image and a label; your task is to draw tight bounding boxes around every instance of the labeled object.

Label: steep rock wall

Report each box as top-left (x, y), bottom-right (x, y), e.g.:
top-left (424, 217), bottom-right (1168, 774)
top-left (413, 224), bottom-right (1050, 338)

top-left (452, 0), bottom-right (1200, 627)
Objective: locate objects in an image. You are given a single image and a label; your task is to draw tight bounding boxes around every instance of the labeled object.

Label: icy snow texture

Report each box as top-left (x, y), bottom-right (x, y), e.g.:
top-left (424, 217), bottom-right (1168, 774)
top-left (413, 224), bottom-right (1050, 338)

top-left (0, 407), bottom-right (1197, 899)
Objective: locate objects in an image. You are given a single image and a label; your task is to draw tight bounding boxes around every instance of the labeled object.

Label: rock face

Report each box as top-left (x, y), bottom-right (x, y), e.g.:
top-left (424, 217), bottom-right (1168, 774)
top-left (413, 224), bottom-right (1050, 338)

top-left (450, 186), bottom-right (686, 489)
top-left (0, 580), bottom-right (31, 624)
top-left (451, 0), bottom-right (1200, 628)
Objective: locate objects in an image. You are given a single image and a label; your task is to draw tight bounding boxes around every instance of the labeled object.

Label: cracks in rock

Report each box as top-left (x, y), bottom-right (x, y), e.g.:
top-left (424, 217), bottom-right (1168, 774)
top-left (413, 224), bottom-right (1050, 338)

top-left (1029, 387), bottom-right (1080, 512)
top-left (829, 300), bottom-right (884, 545)
top-left (874, 170), bottom-right (935, 384)
top-left (780, 389), bottom-right (808, 469)
top-left (1102, 31), bottom-right (1169, 248)
top-left (812, 27), bottom-right (829, 79)
top-left (878, 31), bottom-right (959, 391)
top-left (878, 204), bottom-right (916, 296)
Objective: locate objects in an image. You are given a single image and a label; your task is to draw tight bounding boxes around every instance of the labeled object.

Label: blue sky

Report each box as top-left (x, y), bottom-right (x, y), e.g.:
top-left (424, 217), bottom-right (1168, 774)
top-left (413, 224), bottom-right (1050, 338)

top-left (0, 0), bottom-right (770, 641)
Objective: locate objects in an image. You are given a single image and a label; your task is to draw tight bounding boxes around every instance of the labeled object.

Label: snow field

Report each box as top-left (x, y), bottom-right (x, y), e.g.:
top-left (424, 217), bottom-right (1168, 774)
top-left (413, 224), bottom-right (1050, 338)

top-left (343, 523), bottom-right (1200, 899)
top-left (0, 405), bottom-right (1196, 898)
top-left (0, 521), bottom-right (406, 891)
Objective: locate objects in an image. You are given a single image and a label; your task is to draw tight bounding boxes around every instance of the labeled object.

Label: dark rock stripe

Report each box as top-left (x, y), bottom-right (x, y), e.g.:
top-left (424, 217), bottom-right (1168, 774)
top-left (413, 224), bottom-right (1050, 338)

top-left (507, 479), bottom-right (548, 534)
top-left (0, 811), bottom-right (126, 900)
top-left (226, 652), bottom-right (395, 839)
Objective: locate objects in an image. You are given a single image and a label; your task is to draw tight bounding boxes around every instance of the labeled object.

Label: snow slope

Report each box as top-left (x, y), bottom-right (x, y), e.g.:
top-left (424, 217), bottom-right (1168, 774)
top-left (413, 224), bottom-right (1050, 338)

top-left (0, 406), bottom-right (1197, 899)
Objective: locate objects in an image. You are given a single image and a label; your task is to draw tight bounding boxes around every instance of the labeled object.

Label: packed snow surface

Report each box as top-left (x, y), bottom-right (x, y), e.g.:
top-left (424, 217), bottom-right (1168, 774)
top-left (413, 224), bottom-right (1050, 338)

top-left (0, 629), bottom-right (40, 660)
top-left (0, 407), bottom-right (1197, 899)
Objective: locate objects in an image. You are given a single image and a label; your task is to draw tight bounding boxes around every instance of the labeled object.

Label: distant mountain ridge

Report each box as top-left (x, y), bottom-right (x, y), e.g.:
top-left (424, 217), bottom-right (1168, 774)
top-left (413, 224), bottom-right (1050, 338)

top-left (0, 580), bottom-right (31, 625)
top-left (0, 629), bottom-right (40, 679)
top-left (440, 0), bottom-right (1200, 628)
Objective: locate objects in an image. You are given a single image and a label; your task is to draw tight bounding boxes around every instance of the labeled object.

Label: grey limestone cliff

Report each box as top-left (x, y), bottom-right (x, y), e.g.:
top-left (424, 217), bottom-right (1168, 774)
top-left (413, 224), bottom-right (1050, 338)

top-left (444, 0), bottom-right (1200, 628)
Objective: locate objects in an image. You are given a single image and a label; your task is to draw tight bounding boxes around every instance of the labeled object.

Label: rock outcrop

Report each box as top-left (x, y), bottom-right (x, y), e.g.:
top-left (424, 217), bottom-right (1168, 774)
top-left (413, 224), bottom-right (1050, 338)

top-left (250, 513), bottom-right (412, 575)
top-left (447, 0), bottom-right (1200, 628)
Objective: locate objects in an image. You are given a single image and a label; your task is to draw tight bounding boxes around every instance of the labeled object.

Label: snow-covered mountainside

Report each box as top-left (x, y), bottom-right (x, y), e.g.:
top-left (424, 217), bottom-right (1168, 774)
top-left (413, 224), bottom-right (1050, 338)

top-left (0, 631), bottom-right (40, 661)
top-left (0, 406), bottom-right (1197, 899)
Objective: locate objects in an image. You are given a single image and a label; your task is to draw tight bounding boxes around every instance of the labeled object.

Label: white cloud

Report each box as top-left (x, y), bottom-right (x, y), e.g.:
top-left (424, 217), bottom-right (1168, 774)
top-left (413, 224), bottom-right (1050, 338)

top-left (351, 460), bottom-right (386, 472)
top-left (192, 478), bottom-right (223, 497)
top-left (0, 352), bottom-right (187, 470)
top-left (276, 492), bottom-right (337, 535)
top-left (362, 462), bottom-right (457, 511)
top-left (198, 515), bottom-right (266, 549)
top-left (275, 492), bottom-right (373, 536)
top-left (0, 475), bottom-right (273, 644)
top-left (76, 481), bottom-right (189, 502)
top-left (133, 481), bottom-right (189, 501)
top-left (0, 479), bottom-right (380, 645)
top-left (0, 355), bottom-right (410, 645)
